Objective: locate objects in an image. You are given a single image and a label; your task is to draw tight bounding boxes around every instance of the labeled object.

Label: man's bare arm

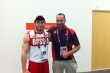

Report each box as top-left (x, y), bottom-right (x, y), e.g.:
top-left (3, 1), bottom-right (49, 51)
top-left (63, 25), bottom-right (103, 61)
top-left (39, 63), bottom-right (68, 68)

top-left (61, 45), bottom-right (80, 58)
top-left (21, 34), bottom-right (30, 73)
top-left (68, 45), bottom-right (80, 55)
top-left (48, 32), bottom-right (52, 42)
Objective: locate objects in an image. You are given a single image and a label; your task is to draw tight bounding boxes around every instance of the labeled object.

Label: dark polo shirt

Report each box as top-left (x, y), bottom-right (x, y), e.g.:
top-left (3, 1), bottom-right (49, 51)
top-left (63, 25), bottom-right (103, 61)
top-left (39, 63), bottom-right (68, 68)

top-left (47, 26), bottom-right (80, 61)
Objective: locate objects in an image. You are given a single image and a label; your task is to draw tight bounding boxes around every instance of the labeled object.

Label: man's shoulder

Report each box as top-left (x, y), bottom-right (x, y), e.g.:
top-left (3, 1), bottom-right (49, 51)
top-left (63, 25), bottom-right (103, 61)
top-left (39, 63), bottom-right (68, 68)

top-left (68, 27), bottom-right (75, 31)
top-left (47, 26), bottom-right (57, 32)
top-left (23, 30), bottom-right (34, 42)
top-left (50, 26), bottom-right (57, 30)
top-left (26, 30), bottom-right (34, 34)
top-left (67, 27), bottom-right (75, 35)
top-left (23, 33), bottom-right (30, 43)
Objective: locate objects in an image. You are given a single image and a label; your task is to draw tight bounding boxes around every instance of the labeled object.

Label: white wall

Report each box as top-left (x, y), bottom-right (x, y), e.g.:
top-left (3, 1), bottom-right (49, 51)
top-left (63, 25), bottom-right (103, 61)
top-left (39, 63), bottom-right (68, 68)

top-left (0, 0), bottom-right (25, 73)
top-left (0, 0), bottom-right (110, 73)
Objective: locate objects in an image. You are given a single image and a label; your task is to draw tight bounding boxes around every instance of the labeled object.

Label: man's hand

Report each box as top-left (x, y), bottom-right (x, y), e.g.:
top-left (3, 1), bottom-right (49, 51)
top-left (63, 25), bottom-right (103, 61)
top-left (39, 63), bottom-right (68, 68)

top-left (61, 50), bottom-right (70, 58)
top-left (23, 70), bottom-right (31, 73)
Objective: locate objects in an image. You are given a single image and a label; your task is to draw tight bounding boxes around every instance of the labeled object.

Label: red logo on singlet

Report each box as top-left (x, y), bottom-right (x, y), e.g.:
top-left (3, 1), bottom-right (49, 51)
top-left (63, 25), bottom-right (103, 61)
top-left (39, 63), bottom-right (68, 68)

top-left (32, 37), bottom-right (49, 46)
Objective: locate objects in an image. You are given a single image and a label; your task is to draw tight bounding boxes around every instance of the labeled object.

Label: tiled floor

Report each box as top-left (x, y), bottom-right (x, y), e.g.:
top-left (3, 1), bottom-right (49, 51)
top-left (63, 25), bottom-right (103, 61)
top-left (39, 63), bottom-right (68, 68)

top-left (79, 69), bottom-right (110, 73)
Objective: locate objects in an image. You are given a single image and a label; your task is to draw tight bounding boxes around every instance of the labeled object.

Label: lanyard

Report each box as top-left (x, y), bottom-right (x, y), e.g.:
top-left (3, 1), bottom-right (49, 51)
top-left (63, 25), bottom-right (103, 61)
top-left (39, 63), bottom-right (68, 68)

top-left (56, 28), bottom-right (68, 46)
top-left (34, 30), bottom-right (47, 48)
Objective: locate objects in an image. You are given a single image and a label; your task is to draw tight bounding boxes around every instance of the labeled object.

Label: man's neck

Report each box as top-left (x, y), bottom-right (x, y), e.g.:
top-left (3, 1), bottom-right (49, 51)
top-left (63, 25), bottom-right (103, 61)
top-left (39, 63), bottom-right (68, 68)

top-left (35, 29), bottom-right (44, 34)
top-left (58, 28), bottom-right (63, 31)
top-left (58, 25), bottom-right (65, 31)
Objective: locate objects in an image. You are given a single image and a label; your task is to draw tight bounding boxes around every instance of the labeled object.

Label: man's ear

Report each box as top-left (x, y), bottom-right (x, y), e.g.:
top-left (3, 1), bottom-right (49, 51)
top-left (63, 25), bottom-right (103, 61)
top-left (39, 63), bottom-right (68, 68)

top-left (65, 19), bottom-right (66, 22)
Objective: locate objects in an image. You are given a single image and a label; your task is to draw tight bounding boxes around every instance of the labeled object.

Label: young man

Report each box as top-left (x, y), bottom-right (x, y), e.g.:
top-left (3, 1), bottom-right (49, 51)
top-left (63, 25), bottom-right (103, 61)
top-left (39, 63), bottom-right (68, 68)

top-left (21, 15), bottom-right (50, 73)
top-left (47, 13), bottom-right (81, 73)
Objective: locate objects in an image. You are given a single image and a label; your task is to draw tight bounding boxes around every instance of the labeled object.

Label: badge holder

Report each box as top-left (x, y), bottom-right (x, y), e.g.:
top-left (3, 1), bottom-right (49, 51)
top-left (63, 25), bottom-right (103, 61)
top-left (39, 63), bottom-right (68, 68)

top-left (60, 46), bottom-right (68, 56)
top-left (41, 50), bottom-right (46, 59)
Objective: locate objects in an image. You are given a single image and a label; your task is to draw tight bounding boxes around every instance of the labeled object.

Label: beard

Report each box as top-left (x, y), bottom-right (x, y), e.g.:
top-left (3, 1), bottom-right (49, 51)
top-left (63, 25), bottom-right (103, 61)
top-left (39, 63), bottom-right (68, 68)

top-left (57, 23), bottom-right (65, 29)
top-left (36, 27), bottom-right (44, 31)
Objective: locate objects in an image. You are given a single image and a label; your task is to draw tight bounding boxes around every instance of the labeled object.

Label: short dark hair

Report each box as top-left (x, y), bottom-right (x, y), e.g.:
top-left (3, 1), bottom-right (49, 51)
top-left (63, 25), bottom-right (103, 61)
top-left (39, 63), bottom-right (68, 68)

top-left (57, 13), bottom-right (66, 19)
top-left (34, 15), bottom-right (45, 23)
